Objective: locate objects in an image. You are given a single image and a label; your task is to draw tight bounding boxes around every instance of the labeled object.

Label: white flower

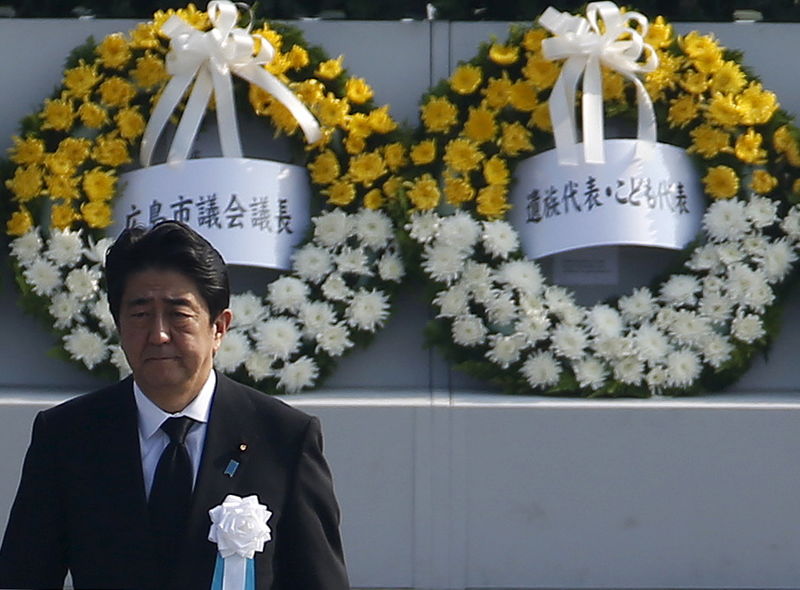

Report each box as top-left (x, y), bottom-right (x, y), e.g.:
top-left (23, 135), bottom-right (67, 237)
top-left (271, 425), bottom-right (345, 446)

top-left (496, 260), bottom-right (544, 296)
top-left (592, 336), bottom-right (633, 361)
top-left (321, 273), bottom-right (353, 301)
top-left (214, 330), bottom-right (251, 372)
top-left (110, 345), bottom-right (131, 379)
top-left (687, 244), bottom-right (720, 272)
top-left (573, 357), bottom-right (607, 390)
top-left (377, 252), bottom-right (405, 282)
top-left (714, 243), bottom-right (745, 265)
top-left (487, 334), bottom-right (526, 368)
top-left (208, 495), bottom-right (272, 559)
top-left (277, 356), bottom-right (318, 393)
top-left (434, 284), bottom-right (471, 318)
top-left (253, 318), bottom-right (301, 360)
top-left (515, 311), bottom-right (551, 345)
top-left (451, 314), bottom-right (487, 347)
top-left (245, 352), bottom-right (273, 381)
top-left (230, 293), bottom-right (267, 330)
top-left (645, 365), bottom-right (669, 393)
top-left (731, 313), bottom-right (765, 343)
top-left (293, 245), bottom-right (333, 283)
top-left (698, 290), bottom-right (733, 324)
top-left (618, 287), bottom-right (657, 322)
top-left (438, 211), bottom-right (480, 252)
top-left (313, 209), bottom-right (351, 247)
top-left (24, 259), bottom-right (62, 296)
top-left (482, 220), bottom-right (519, 259)
top-left (335, 247), bottom-right (370, 276)
top-left (422, 243), bottom-right (465, 284)
top-left (49, 293), bottom-right (83, 330)
top-left (316, 323), bottom-right (353, 356)
top-left (635, 324), bottom-right (671, 363)
top-left (780, 206), bottom-right (800, 241)
top-left (742, 235), bottom-right (769, 258)
top-left (586, 305), bottom-right (623, 339)
top-left (613, 357), bottom-right (644, 385)
top-left (761, 239), bottom-right (796, 282)
top-left (665, 349), bottom-right (701, 388)
top-left (46, 229), bottom-right (84, 267)
top-left (268, 277), bottom-right (309, 313)
top-left (63, 327), bottom-right (108, 369)
top-left (406, 211), bottom-right (440, 244)
top-left (65, 267), bottom-right (101, 300)
top-left (460, 261), bottom-right (494, 293)
top-left (346, 289), bottom-right (389, 332)
top-left (660, 275), bottom-right (700, 307)
top-left (10, 230), bottom-right (42, 266)
top-left (726, 264), bottom-right (772, 310)
top-left (544, 287), bottom-right (581, 323)
top-left (484, 291), bottom-right (517, 327)
top-left (668, 310), bottom-right (711, 346)
top-left (703, 199), bottom-right (750, 242)
top-left (355, 209), bottom-right (392, 249)
top-left (84, 236), bottom-right (114, 266)
top-left (521, 351), bottom-right (561, 388)
top-left (299, 301), bottom-right (338, 336)
top-left (91, 294), bottom-right (116, 335)
top-left (551, 324), bottom-right (587, 360)
top-left (701, 333), bottom-right (734, 368)
top-left (746, 196), bottom-right (778, 228)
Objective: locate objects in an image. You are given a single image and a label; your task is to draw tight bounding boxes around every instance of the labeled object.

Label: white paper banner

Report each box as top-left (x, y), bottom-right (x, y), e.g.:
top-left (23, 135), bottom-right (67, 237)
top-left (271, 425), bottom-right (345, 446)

top-left (113, 157), bottom-right (311, 270)
top-left (507, 139), bottom-right (703, 259)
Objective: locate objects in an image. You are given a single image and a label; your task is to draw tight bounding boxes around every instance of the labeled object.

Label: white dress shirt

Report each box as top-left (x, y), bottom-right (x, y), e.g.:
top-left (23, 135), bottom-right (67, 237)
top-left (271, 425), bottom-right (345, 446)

top-left (133, 371), bottom-right (215, 498)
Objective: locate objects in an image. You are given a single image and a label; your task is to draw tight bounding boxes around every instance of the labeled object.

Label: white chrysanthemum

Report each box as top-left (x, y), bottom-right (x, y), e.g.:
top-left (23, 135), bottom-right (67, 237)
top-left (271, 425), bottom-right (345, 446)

top-left (91, 294), bottom-right (115, 335)
top-left (406, 211), bottom-right (440, 243)
top-left (573, 357), bottom-right (607, 390)
top-left (761, 239), bottom-right (796, 282)
top-left (714, 243), bottom-right (745, 266)
top-left (321, 273), bottom-right (353, 301)
top-left (377, 252), bottom-right (405, 282)
top-left (703, 199), bottom-right (750, 242)
top-left (313, 209), bottom-right (351, 247)
top-left (335, 247), bottom-right (371, 277)
top-left (46, 229), bottom-right (84, 267)
top-left (687, 244), bottom-right (720, 272)
top-left (10, 230), bottom-right (42, 266)
top-left (268, 277), bottom-right (309, 313)
top-left (515, 311), bottom-right (551, 345)
top-left (698, 290), bottom-right (733, 324)
top-left (544, 287), bottom-right (582, 324)
top-left (451, 314), bottom-right (487, 347)
top-left (668, 310), bottom-right (711, 346)
top-left (726, 264), bottom-right (773, 309)
top-left (746, 196), bottom-right (778, 228)
top-left (551, 324), bottom-right (587, 360)
top-left (702, 333), bottom-right (734, 368)
top-left (731, 313), bottom-right (765, 343)
top-left (214, 330), bottom-right (250, 372)
top-left (521, 351), bottom-right (561, 388)
top-left (487, 334), bottom-right (526, 368)
top-left (230, 293), bottom-right (267, 330)
top-left (293, 244), bottom-right (333, 283)
top-left (438, 211), bottom-right (481, 252)
top-left (110, 345), bottom-right (132, 379)
top-left (355, 209), bottom-right (392, 249)
top-left (482, 220), bottom-right (519, 259)
top-left (65, 267), bottom-right (101, 300)
top-left (645, 365), bottom-right (669, 393)
top-left (278, 356), bottom-right (319, 393)
top-left (742, 235), bottom-right (769, 258)
top-left (63, 327), bottom-right (108, 370)
top-left (434, 284), bottom-right (471, 318)
top-left (484, 291), bottom-right (517, 327)
top-left (253, 318), bottom-right (301, 360)
top-left (587, 305), bottom-right (623, 339)
top-left (613, 356), bottom-right (644, 385)
top-left (84, 236), bottom-right (114, 265)
top-left (703, 275), bottom-right (725, 293)
top-left (780, 206), bottom-right (800, 241)
top-left (496, 260), bottom-right (544, 296)
top-left (553, 300), bottom-right (584, 326)
top-left (660, 275), bottom-right (700, 307)
top-left (665, 348), bottom-right (701, 388)
top-left (592, 336), bottom-right (633, 361)
top-left (49, 293), bottom-right (83, 330)
top-left (635, 324), bottom-right (671, 363)
top-left (299, 301), bottom-right (338, 336)
top-left (24, 259), bottom-right (62, 296)
top-left (316, 323), bottom-right (353, 356)
top-left (346, 289), bottom-right (389, 332)
top-left (422, 242), bottom-right (465, 284)
top-left (618, 287), bottom-right (657, 322)
top-left (245, 351), bottom-right (273, 381)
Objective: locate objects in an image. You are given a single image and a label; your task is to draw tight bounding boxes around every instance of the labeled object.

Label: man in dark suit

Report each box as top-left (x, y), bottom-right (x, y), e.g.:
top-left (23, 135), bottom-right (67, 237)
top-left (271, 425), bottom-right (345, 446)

top-left (0, 221), bottom-right (350, 589)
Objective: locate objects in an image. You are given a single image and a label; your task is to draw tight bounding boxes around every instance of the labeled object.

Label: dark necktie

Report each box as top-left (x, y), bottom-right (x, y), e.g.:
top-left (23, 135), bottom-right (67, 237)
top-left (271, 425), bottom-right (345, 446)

top-left (149, 416), bottom-right (196, 574)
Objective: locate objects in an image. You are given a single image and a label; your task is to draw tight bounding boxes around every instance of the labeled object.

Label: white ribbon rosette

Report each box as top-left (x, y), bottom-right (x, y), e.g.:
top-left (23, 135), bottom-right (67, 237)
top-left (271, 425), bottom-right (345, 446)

top-left (208, 494), bottom-right (272, 590)
top-left (539, 1), bottom-right (658, 165)
top-left (140, 0), bottom-right (321, 167)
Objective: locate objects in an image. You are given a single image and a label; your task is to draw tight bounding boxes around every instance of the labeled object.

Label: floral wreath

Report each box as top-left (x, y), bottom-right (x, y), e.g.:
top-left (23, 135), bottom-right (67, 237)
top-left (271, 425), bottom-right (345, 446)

top-left (403, 4), bottom-right (800, 396)
top-left (3, 2), bottom-right (409, 393)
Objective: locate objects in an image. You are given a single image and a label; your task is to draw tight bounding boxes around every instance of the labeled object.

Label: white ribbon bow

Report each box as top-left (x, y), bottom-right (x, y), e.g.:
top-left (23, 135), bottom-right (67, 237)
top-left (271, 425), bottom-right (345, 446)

top-left (140, 0), bottom-right (322, 167)
top-left (539, 1), bottom-right (658, 165)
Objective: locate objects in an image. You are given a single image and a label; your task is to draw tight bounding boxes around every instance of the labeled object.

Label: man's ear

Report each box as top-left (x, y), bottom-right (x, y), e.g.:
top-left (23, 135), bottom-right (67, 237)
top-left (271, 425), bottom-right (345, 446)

top-left (212, 308), bottom-right (233, 350)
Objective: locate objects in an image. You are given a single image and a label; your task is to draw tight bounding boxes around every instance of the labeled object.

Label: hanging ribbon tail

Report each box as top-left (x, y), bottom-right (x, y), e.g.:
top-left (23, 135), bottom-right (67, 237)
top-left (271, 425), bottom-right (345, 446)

top-left (210, 553), bottom-right (255, 590)
top-left (211, 63), bottom-right (244, 159)
top-left (632, 75), bottom-right (657, 162)
top-left (581, 53), bottom-right (605, 164)
top-left (547, 56), bottom-right (584, 166)
top-left (167, 67), bottom-right (214, 163)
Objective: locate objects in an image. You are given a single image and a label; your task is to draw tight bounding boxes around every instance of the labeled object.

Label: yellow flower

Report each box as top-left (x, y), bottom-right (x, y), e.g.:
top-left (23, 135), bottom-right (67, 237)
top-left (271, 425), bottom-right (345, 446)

top-left (44, 153), bottom-right (75, 176)
top-left (254, 26), bottom-right (282, 52)
top-left (521, 29), bottom-right (549, 53)
top-left (483, 156), bottom-right (509, 186)
top-left (793, 178), bottom-right (800, 195)
top-left (80, 201), bottom-right (112, 229)
top-left (78, 102), bottom-right (108, 128)
top-left (707, 93), bottom-right (741, 127)
top-left (750, 170), bottom-right (778, 194)
top-left (367, 106), bottom-right (397, 134)
top-left (51, 202), bottom-right (78, 230)
top-left (315, 94), bottom-right (349, 127)
top-left (489, 43), bottom-right (519, 66)
top-left (174, 4), bottom-right (209, 29)
top-left (667, 95), bottom-right (698, 128)
top-left (444, 138), bottom-right (484, 173)
top-left (500, 121), bottom-right (533, 156)
top-left (308, 150), bottom-right (340, 185)
top-left (96, 33), bottom-right (131, 69)
top-left (63, 62), bottom-right (100, 100)
top-left (443, 173), bottom-right (475, 205)
top-left (509, 81), bottom-right (538, 112)
top-left (6, 209), bottom-right (33, 236)
top-left (45, 174), bottom-right (80, 200)
top-left (345, 133), bottom-right (366, 155)
top-left (737, 82), bottom-right (778, 125)
top-left (292, 79), bottom-right (325, 106)
top-left (346, 113), bottom-right (373, 139)
top-left (645, 16), bottom-right (673, 49)
top-left (464, 107), bottom-right (496, 143)
top-left (132, 54), bottom-right (167, 89)
top-left (476, 184), bottom-right (510, 218)
top-left (9, 137), bottom-right (45, 165)
top-left (384, 143), bottom-right (407, 172)
top-left (410, 140), bottom-right (436, 166)
top-left (531, 102), bottom-right (552, 132)
top-left (130, 23), bottom-right (160, 50)
top-left (680, 70), bottom-right (708, 95)
top-left (83, 168), bottom-right (117, 201)
top-left (773, 125), bottom-right (795, 153)
top-left (41, 98), bottom-right (76, 132)
top-left (420, 96), bottom-right (458, 133)
top-left (682, 31), bottom-right (720, 59)
top-left (383, 175), bottom-right (402, 200)
top-left (691, 49), bottom-right (724, 74)
top-left (92, 135), bottom-right (131, 167)
top-left (703, 165), bottom-right (739, 199)
top-left (324, 179), bottom-right (356, 206)
top-left (710, 61), bottom-right (745, 94)
top-left (286, 45), bottom-right (310, 70)
top-left (56, 137), bottom-right (91, 167)
top-left (264, 99), bottom-right (299, 136)
top-left (482, 74), bottom-right (512, 109)
top-left (450, 64), bottom-right (482, 95)
top-left (523, 55), bottom-right (559, 89)
top-left (265, 52), bottom-right (291, 78)
top-left (734, 128), bottom-right (767, 164)
top-left (116, 108), bottom-right (145, 141)
top-left (98, 77), bottom-right (136, 107)
top-left (602, 69), bottom-right (626, 102)
top-left (786, 144), bottom-right (800, 168)
top-left (315, 56), bottom-right (344, 80)
top-left (6, 166), bottom-right (42, 201)
top-left (345, 77), bottom-right (374, 104)
top-left (348, 152), bottom-right (386, 186)
top-left (406, 174), bottom-right (441, 210)
top-left (688, 124), bottom-right (730, 158)
top-left (364, 188), bottom-right (384, 210)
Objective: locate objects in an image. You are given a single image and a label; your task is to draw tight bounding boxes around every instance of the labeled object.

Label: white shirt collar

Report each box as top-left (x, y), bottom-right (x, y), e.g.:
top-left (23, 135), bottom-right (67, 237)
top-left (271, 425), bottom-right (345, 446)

top-left (133, 370), bottom-right (216, 441)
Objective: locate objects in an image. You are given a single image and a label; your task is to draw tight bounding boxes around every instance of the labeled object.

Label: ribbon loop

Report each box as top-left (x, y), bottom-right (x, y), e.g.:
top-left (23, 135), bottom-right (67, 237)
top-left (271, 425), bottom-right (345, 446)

top-left (140, 0), bottom-right (322, 167)
top-left (539, 1), bottom-right (658, 165)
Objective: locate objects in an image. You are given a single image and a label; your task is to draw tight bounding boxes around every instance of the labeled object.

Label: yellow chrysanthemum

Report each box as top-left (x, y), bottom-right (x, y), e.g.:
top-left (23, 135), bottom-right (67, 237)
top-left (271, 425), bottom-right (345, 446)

top-left (346, 113), bottom-right (372, 139)
top-left (420, 96), bottom-right (458, 133)
top-left (292, 79), bottom-right (325, 106)
top-left (44, 153), bottom-right (75, 176)
top-left (63, 62), bottom-right (100, 100)
top-left (51, 202), bottom-right (78, 230)
top-left (364, 188), bottom-right (384, 210)
top-left (483, 156), bottom-right (509, 186)
top-left (83, 168), bottom-right (117, 201)
top-left (737, 82), bottom-right (779, 125)
top-left (793, 178), bottom-right (800, 195)
top-left (348, 152), bottom-right (386, 186)
top-left (667, 95), bottom-right (699, 128)
top-left (773, 125), bottom-right (797, 153)
top-left (406, 174), bottom-right (441, 210)
top-left (383, 175), bottom-right (402, 200)
top-left (688, 124), bottom-right (730, 159)
top-left (645, 16), bottom-right (673, 49)
top-left (521, 28), bottom-right (548, 53)
top-left (254, 26), bottom-right (282, 53)
top-left (315, 94), bottom-right (349, 127)
top-left (324, 179), bottom-right (356, 206)
top-left (263, 99), bottom-right (299, 136)
top-left (56, 138), bottom-right (91, 167)
top-left (6, 209), bottom-right (33, 237)
top-left (488, 43), bottom-right (519, 66)
top-left (80, 201), bottom-right (112, 229)
top-left (482, 74), bottom-right (512, 109)
top-left (681, 31), bottom-right (720, 59)
top-left (476, 184), bottom-right (510, 218)
top-left (531, 102), bottom-right (552, 131)
top-left (92, 135), bottom-right (131, 167)
top-left (750, 170), bottom-right (778, 194)
top-left (41, 98), bottom-right (76, 132)
top-left (522, 55), bottom-right (559, 89)
top-left (443, 173), bottom-right (475, 205)
top-left (130, 23), bottom-right (159, 50)
top-left (9, 137), bottom-right (45, 165)
top-left (78, 102), bottom-right (108, 128)
top-left (45, 174), bottom-right (80, 200)
top-left (464, 107), bottom-right (496, 143)
top-left (132, 54), bottom-right (167, 89)
top-left (734, 128), bottom-right (767, 164)
top-left (345, 133), bottom-right (366, 155)
top-left (707, 93), bottom-right (741, 127)
top-left (345, 77), bottom-right (374, 104)
top-left (444, 138), bottom-right (484, 173)
top-left (116, 108), bottom-right (146, 141)
top-left (500, 121), bottom-right (533, 156)
top-left (691, 48), bottom-right (724, 74)
top-left (265, 53), bottom-right (290, 78)
top-left (602, 69), bottom-right (626, 102)
top-left (286, 45), bottom-right (310, 70)
top-left (786, 144), bottom-right (800, 168)
top-left (384, 143), bottom-right (407, 172)
top-left (367, 106), bottom-right (397, 134)
top-left (680, 70), bottom-right (708, 95)
top-left (508, 81), bottom-right (538, 112)
top-left (410, 140), bottom-right (436, 166)
top-left (450, 64), bottom-right (482, 95)
top-left (308, 150), bottom-right (340, 185)
top-left (703, 165), bottom-right (739, 199)
top-left (98, 77), bottom-right (136, 107)
top-left (96, 33), bottom-right (131, 69)
top-left (710, 61), bottom-right (746, 94)
top-left (6, 166), bottom-right (42, 201)
top-left (315, 56), bottom-right (344, 80)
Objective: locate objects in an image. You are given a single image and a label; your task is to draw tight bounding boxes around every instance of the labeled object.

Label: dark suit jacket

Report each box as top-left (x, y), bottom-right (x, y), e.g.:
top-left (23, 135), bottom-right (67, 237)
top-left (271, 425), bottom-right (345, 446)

top-left (0, 373), bottom-right (350, 590)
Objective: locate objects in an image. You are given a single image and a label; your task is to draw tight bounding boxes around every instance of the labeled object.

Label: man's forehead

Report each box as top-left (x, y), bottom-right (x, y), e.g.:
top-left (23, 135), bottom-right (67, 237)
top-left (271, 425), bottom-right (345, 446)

top-left (122, 269), bottom-right (202, 303)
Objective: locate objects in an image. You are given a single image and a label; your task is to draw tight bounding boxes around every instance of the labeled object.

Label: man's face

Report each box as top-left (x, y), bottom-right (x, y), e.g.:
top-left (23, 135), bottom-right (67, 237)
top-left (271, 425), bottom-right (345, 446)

top-left (118, 268), bottom-right (231, 406)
